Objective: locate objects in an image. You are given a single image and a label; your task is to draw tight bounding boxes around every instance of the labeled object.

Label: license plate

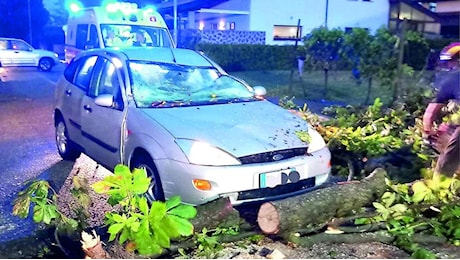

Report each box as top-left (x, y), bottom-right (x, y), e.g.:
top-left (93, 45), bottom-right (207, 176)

top-left (259, 168), bottom-right (298, 188)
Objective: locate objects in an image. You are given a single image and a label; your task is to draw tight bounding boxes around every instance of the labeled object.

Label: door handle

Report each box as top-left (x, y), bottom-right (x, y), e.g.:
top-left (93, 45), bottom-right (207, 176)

top-left (65, 89), bottom-right (71, 96)
top-left (83, 104), bottom-right (92, 112)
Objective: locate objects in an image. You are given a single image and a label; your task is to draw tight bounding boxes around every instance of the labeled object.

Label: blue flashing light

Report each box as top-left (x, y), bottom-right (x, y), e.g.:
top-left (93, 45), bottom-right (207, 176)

top-left (65, 0), bottom-right (83, 13)
top-left (69, 3), bottom-right (81, 13)
top-left (143, 5), bottom-right (157, 13)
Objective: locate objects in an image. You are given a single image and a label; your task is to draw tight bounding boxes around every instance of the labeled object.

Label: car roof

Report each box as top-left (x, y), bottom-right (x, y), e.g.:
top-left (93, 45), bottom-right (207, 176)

top-left (0, 37), bottom-right (26, 41)
top-left (87, 47), bottom-right (215, 67)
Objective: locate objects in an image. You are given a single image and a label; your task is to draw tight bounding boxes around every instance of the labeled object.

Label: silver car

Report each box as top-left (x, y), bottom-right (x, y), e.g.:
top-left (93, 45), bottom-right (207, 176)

top-left (53, 47), bottom-right (331, 205)
top-left (0, 37), bottom-right (60, 71)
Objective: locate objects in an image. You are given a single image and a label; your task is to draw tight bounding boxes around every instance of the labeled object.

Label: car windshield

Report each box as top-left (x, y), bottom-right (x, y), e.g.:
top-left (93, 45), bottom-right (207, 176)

top-left (100, 24), bottom-right (173, 48)
top-left (129, 62), bottom-right (257, 108)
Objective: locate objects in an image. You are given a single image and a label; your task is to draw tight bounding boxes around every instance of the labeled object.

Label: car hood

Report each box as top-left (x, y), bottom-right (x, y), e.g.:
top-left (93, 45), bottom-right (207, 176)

top-left (140, 100), bottom-right (310, 157)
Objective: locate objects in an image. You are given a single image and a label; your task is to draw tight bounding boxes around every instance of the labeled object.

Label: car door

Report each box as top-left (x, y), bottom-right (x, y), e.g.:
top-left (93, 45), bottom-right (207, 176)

top-left (81, 56), bottom-right (125, 169)
top-left (9, 39), bottom-right (36, 66)
top-left (0, 39), bottom-right (12, 66)
top-left (60, 55), bottom-right (98, 147)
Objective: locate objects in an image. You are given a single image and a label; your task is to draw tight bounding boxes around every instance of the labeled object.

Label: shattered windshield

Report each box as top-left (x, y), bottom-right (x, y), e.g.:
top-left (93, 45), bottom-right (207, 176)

top-left (129, 62), bottom-right (256, 108)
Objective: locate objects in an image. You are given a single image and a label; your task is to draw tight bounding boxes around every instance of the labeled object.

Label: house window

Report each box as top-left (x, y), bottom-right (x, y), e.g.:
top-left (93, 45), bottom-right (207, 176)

top-left (273, 25), bottom-right (302, 41)
top-left (230, 22), bottom-right (235, 30)
top-left (345, 27), bottom-right (369, 34)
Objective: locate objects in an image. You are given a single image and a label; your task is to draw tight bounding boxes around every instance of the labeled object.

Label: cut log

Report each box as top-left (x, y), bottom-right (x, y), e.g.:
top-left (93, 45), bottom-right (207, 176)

top-left (81, 230), bottom-right (110, 259)
top-left (191, 197), bottom-right (243, 232)
top-left (257, 168), bottom-right (388, 235)
top-left (284, 230), bottom-right (447, 248)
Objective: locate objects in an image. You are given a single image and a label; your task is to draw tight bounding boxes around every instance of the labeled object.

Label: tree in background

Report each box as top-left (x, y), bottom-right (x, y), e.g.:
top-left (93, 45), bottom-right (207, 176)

top-left (0, 0), bottom-right (49, 47)
top-left (342, 28), bottom-right (374, 105)
top-left (303, 27), bottom-right (345, 99)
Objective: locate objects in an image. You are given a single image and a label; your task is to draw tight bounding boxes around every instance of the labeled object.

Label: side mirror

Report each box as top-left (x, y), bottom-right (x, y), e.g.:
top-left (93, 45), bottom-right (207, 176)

top-left (253, 86), bottom-right (267, 97)
top-left (94, 94), bottom-right (114, 107)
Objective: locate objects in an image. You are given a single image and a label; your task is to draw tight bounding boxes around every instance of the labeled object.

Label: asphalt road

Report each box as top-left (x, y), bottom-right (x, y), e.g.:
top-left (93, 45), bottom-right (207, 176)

top-left (0, 64), bottom-right (72, 243)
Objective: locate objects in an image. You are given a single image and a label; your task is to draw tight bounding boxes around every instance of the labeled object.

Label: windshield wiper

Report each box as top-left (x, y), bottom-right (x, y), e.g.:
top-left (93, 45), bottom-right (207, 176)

top-left (149, 97), bottom-right (258, 108)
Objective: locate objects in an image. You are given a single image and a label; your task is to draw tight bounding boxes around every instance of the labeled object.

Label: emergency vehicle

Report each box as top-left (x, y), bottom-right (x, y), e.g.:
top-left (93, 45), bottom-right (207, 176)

top-left (64, 1), bottom-right (175, 63)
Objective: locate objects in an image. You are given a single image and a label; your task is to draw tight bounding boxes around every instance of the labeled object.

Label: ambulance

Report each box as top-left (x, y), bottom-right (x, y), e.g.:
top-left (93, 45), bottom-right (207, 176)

top-left (64, 1), bottom-right (175, 63)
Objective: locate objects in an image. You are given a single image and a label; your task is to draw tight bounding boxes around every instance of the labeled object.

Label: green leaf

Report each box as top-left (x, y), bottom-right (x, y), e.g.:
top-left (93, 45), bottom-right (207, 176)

top-left (412, 181), bottom-right (429, 203)
top-left (119, 228), bottom-right (130, 245)
top-left (108, 223), bottom-right (124, 238)
top-left (160, 215), bottom-right (180, 238)
top-left (66, 218), bottom-right (79, 231)
top-left (43, 205), bottom-right (55, 224)
top-left (131, 169), bottom-right (150, 194)
top-left (153, 225), bottom-right (170, 248)
top-left (91, 181), bottom-right (112, 194)
top-left (354, 218), bottom-right (370, 225)
top-left (390, 204), bottom-right (407, 213)
top-left (381, 192), bottom-right (396, 208)
top-left (33, 204), bottom-right (45, 223)
top-left (165, 196), bottom-right (181, 210)
top-left (138, 196), bottom-right (149, 216)
top-left (112, 214), bottom-right (126, 223)
top-left (12, 196), bottom-right (31, 219)
top-left (129, 221), bottom-right (140, 233)
top-left (168, 215), bottom-right (194, 236)
top-left (168, 204), bottom-right (197, 219)
top-left (149, 201), bottom-right (167, 222)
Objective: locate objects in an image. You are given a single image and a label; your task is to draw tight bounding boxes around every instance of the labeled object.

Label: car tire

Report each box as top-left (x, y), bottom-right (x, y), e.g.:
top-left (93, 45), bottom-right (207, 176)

top-left (38, 58), bottom-right (53, 72)
top-left (55, 118), bottom-right (81, 161)
top-left (131, 155), bottom-right (165, 202)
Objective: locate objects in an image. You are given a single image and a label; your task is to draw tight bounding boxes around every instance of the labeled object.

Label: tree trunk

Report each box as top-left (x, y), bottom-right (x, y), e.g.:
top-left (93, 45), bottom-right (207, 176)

top-left (257, 168), bottom-right (388, 235)
top-left (191, 197), bottom-right (243, 232)
top-left (284, 230), bottom-right (447, 248)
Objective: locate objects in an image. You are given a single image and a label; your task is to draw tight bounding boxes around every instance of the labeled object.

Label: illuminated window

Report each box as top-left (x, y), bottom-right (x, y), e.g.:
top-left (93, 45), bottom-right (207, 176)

top-left (218, 20), bottom-right (225, 30)
top-left (273, 25), bottom-right (302, 41)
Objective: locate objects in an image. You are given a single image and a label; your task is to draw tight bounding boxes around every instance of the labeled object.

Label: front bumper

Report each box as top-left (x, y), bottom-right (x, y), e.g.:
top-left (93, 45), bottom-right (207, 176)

top-left (155, 146), bottom-right (331, 205)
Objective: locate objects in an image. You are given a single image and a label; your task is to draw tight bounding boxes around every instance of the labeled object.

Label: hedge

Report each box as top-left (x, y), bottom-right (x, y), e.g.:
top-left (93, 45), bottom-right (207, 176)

top-left (196, 38), bottom-right (459, 72)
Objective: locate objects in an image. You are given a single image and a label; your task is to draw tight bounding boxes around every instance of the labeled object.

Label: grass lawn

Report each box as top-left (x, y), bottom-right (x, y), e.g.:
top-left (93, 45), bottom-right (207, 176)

top-left (232, 70), bottom-right (435, 106)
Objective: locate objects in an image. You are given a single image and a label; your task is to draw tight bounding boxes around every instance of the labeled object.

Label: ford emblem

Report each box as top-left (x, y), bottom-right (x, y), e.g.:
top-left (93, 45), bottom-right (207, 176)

top-left (272, 154), bottom-right (284, 161)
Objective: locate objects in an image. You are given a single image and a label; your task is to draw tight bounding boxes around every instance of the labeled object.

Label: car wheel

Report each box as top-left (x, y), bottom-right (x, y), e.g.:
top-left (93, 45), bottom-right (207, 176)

top-left (55, 118), bottom-right (81, 161)
top-left (38, 58), bottom-right (53, 72)
top-left (131, 155), bottom-right (165, 202)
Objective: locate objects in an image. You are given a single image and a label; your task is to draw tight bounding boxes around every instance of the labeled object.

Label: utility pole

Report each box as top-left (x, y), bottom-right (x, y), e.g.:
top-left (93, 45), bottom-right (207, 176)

top-left (28, 0), bottom-right (33, 44)
top-left (395, 19), bottom-right (407, 103)
top-left (173, 0), bottom-right (178, 45)
top-left (325, 0), bottom-right (329, 28)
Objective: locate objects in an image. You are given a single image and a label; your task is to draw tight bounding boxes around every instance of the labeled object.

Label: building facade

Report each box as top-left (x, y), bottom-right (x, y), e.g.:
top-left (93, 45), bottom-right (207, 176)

top-left (156, 0), bottom-right (444, 46)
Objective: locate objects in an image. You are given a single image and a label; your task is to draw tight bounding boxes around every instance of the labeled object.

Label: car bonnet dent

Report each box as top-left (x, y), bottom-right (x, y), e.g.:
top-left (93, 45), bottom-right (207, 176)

top-left (139, 100), bottom-right (310, 157)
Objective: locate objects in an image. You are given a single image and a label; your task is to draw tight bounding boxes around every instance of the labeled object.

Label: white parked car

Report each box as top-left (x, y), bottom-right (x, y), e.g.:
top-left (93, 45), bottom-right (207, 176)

top-left (0, 37), bottom-right (60, 71)
top-left (53, 47), bottom-right (331, 205)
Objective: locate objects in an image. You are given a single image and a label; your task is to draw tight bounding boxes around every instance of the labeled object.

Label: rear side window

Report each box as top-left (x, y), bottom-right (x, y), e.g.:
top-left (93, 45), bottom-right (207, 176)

top-left (0, 40), bottom-right (8, 50)
top-left (64, 56), bottom-right (98, 91)
top-left (10, 40), bottom-right (30, 51)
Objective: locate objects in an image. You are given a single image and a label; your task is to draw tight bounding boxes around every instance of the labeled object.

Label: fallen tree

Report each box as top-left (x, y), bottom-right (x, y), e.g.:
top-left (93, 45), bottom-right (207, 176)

top-left (257, 168), bottom-right (388, 235)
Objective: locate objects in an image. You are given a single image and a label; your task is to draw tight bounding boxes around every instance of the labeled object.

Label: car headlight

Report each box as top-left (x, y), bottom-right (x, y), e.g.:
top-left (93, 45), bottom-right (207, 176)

top-left (175, 139), bottom-right (241, 166)
top-left (307, 128), bottom-right (326, 153)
